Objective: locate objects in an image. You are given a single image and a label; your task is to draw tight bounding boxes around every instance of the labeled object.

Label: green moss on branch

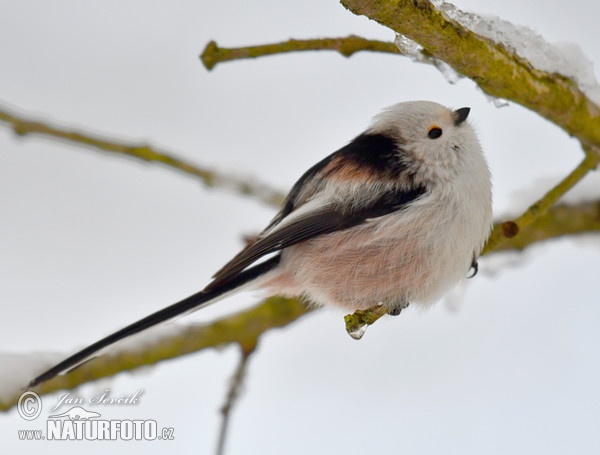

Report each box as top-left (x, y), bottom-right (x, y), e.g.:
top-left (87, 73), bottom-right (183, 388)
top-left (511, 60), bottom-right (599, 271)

top-left (200, 36), bottom-right (402, 70)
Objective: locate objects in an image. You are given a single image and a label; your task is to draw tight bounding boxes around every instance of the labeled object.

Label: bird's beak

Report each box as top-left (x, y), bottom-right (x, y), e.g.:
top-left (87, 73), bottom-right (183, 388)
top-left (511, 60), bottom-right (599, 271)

top-left (454, 107), bottom-right (470, 126)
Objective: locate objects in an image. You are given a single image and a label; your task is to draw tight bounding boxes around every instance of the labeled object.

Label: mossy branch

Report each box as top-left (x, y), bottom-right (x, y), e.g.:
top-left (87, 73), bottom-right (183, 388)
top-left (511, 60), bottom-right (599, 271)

top-left (0, 297), bottom-right (312, 412)
top-left (0, 104), bottom-right (285, 207)
top-left (200, 35), bottom-right (404, 70)
top-left (216, 346), bottom-right (255, 455)
top-left (484, 149), bottom-right (600, 253)
top-left (343, 304), bottom-right (389, 339)
top-left (340, 0), bottom-right (600, 146)
top-left (492, 200), bottom-right (600, 252)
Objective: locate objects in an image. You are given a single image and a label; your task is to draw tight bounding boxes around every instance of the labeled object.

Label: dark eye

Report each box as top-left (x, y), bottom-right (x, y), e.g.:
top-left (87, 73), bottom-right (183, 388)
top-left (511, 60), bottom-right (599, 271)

top-left (427, 126), bottom-right (443, 139)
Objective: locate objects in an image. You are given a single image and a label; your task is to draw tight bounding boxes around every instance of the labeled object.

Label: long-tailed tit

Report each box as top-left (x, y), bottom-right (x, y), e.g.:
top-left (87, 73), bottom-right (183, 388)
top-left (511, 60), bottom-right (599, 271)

top-left (28, 100), bottom-right (492, 388)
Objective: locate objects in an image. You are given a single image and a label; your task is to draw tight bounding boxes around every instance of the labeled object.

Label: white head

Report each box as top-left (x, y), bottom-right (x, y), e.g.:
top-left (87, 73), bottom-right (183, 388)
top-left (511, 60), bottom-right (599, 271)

top-left (368, 100), bottom-right (487, 185)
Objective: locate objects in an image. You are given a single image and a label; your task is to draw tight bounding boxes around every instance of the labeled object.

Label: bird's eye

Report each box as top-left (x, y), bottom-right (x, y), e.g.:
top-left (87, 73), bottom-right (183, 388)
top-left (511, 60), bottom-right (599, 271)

top-left (428, 126), bottom-right (443, 139)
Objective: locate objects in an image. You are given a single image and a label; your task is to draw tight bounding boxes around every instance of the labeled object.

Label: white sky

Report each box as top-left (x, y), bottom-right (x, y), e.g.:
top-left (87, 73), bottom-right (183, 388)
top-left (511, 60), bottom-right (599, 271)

top-left (1, 1), bottom-right (599, 454)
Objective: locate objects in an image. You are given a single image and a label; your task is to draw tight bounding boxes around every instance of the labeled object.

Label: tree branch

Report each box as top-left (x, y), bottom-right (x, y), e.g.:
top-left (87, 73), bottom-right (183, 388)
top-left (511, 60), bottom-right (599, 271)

top-left (484, 149), bottom-right (600, 253)
top-left (0, 297), bottom-right (312, 412)
top-left (492, 200), bottom-right (600, 252)
top-left (216, 346), bottom-right (255, 455)
top-left (340, 0), bottom-right (600, 146)
top-left (0, 104), bottom-right (285, 207)
top-left (200, 36), bottom-right (404, 70)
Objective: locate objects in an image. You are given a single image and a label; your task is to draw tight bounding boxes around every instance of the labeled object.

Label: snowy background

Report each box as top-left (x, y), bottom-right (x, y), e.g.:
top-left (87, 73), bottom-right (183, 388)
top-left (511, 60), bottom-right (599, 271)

top-left (1, 0), bottom-right (599, 454)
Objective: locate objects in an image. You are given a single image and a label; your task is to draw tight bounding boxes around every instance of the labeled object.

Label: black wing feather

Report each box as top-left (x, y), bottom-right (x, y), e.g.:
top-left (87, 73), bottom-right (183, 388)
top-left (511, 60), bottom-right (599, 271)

top-left (208, 132), bottom-right (426, 289)
top-left (207, 186), bottom-right (426, 289)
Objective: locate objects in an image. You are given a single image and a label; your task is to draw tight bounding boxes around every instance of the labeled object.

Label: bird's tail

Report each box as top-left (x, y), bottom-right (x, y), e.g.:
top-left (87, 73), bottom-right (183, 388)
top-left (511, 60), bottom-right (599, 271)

top-left (27, 255), bottom-right (281, 389)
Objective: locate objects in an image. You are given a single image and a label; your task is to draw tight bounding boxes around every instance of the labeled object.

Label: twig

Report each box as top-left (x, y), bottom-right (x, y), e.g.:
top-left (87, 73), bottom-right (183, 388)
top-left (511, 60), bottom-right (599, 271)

top-left (200, 35), bottom-right (406, 70)
top-left (490, 201), bottom-right (600, 252)
top-left (216, 346), bottom-right (255, 455)
top-left (0, 104), bottom-right (285, 207)
top-left (344, 304), bottom-right (389, 340)
top-left (483, 150), bottom-right (600, 253)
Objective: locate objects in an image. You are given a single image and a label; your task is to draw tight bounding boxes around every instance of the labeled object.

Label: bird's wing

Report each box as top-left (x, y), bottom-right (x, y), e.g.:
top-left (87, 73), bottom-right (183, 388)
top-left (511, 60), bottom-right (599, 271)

top-left (208, 185), bottom-right (426, 288)
top-left (209, 133), bottom-right (428, 288)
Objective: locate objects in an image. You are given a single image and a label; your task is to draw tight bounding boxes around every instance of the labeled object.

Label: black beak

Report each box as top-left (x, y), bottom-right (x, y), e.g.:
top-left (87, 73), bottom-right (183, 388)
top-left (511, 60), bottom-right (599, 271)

top-left (454, 107), bottom-right (470, 126)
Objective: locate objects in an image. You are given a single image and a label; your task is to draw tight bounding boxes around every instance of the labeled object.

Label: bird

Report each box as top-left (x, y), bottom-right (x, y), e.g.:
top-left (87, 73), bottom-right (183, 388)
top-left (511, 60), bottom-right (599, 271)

top-left (28, 100), bottom-right (492, 389)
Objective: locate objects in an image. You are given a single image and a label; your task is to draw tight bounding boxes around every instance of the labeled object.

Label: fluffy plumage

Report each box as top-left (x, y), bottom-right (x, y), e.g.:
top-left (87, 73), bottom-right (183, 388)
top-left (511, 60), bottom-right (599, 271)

top-left (28, 100), bottom-right (492, 389)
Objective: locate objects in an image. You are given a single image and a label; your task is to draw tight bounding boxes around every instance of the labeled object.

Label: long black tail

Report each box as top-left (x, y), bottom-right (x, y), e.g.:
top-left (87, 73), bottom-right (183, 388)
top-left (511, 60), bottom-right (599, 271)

top-left (28, 255), bottom-right (280, 389)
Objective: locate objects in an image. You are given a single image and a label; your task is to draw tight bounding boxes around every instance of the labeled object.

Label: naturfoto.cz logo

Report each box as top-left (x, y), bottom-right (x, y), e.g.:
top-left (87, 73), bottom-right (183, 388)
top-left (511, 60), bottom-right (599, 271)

top-left (17, 390), bottom-right (174, 442)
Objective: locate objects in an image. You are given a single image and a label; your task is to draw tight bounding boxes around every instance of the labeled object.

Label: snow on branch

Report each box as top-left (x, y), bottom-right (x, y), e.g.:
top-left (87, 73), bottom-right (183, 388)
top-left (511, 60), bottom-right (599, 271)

top-left (341, 0), bottom-right (600, 146)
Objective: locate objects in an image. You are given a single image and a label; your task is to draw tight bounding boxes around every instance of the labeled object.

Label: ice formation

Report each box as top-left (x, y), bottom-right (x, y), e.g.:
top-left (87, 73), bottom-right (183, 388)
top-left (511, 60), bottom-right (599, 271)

top-left (395, 1), bottom-right (600, 106)
top-left (433, 0), bottom-right (600, 105)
